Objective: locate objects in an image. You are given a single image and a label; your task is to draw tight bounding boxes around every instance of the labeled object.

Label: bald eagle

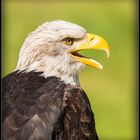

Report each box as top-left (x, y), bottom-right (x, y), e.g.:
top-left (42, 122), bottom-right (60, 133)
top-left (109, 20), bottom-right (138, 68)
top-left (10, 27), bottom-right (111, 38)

top-left (2, 20), bottom-right (110, 140)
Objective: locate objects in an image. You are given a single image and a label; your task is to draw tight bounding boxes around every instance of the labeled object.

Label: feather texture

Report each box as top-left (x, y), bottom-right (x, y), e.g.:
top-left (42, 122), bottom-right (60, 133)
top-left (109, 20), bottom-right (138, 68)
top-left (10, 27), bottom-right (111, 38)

top-left (2, 71), bottom-right (98, 140)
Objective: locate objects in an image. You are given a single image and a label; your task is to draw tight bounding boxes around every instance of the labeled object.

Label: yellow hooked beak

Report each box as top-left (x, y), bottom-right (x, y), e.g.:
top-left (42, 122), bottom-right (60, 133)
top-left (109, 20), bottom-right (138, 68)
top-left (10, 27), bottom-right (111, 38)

top-left (69, 33), bottom-right (110, 69)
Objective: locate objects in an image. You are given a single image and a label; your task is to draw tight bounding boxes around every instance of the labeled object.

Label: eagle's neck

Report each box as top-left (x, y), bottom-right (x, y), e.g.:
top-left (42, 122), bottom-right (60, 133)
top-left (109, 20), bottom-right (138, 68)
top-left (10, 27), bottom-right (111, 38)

top-left (33, 69), bottom-right (80, 85)
top-left (41, 70), bottom-right (80, 85)
top-left (73, 74), bottom-right (80, 85)
top-left (16, 55), bottom-right (84, 85)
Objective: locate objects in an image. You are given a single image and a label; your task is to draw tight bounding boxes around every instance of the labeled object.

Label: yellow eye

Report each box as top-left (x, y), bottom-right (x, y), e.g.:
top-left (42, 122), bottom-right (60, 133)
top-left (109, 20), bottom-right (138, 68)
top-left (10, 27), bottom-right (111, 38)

top-left (63, 37), bottom-right (74, 46)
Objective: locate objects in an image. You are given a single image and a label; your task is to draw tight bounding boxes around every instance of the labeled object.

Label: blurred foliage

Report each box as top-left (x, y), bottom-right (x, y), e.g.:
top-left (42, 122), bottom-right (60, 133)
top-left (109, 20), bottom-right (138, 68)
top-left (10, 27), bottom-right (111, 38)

top-left (2, 0), bottom-right (138, 140)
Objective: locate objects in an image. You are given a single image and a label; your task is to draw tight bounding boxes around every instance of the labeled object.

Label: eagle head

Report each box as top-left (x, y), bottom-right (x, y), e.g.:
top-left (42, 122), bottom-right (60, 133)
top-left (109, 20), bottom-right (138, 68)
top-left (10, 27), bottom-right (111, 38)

top-left (16, 20), bottom-right (110, 85)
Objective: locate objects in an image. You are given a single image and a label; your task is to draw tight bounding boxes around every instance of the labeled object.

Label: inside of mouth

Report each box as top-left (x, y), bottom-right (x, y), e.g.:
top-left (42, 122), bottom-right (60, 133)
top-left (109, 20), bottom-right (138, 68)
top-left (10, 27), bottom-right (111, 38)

top-left (71, 50), bottom-right (106, 61)
top-left (71, 50), bottom-right (106, 63)
top-left (71, 50), bottom-right (103, 69)
top-left (71, 51), bottom-right (88, 58)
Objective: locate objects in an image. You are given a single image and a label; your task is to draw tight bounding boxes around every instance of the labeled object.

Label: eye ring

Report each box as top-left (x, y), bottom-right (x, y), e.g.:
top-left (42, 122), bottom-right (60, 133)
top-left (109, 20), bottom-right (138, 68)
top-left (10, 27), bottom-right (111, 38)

top-left (63, 37), bottom-right (74, 46)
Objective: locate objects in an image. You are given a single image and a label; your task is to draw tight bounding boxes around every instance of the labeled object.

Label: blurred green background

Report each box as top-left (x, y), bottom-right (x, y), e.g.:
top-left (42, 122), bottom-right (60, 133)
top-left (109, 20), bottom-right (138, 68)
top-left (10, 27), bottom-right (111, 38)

top-left (2, 0), bottom-right (138, 139)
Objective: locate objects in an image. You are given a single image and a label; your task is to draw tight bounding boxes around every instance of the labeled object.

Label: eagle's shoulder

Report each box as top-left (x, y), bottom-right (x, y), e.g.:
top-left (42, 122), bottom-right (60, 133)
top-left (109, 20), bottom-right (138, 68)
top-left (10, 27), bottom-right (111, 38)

top-left (2, 71), bottom-right (66, 140)
top-left (2, 70), bottom-right (66, 118)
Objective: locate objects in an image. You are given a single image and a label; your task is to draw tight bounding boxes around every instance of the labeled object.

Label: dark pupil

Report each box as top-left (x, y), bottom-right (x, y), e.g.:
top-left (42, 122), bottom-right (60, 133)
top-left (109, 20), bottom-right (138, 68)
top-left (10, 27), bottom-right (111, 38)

top-left (67, 38), bottom-right (71, 42)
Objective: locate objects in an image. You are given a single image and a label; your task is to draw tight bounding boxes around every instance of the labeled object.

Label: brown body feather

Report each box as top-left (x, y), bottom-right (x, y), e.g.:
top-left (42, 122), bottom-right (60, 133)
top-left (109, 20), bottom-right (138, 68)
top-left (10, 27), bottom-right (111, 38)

top-left (2, 71), bottom-right (98, 140)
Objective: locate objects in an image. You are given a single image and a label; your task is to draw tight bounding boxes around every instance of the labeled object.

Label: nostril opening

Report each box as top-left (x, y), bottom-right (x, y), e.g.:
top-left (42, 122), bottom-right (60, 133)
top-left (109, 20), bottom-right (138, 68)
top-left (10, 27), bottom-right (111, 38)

top-left (90, 37), bottom-right (94, 41)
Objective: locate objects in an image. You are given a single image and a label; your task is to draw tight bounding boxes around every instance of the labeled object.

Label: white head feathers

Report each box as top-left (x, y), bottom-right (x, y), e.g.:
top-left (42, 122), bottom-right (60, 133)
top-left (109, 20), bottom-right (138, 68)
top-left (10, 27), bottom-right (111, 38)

top-left (15, 20), bottom-right (87, 85)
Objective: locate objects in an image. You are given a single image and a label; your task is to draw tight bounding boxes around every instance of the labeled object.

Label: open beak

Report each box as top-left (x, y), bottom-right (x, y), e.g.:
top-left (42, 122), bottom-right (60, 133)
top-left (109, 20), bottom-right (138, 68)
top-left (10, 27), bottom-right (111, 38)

top-left (69, 33), bottom-right (110, 69)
